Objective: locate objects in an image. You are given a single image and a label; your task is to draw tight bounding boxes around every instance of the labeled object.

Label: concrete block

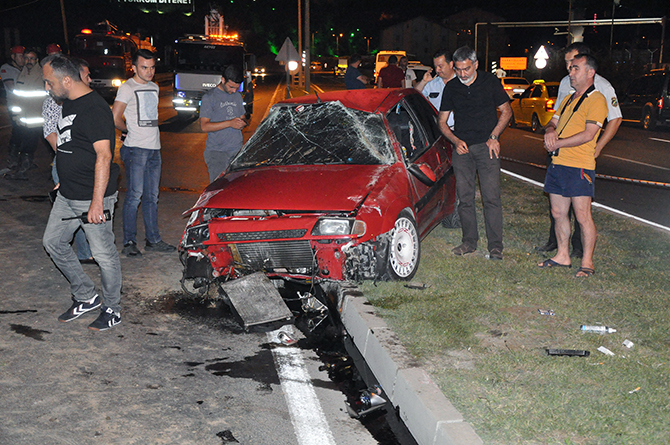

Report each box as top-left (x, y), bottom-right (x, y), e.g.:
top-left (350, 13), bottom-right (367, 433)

top-left (395, 367), bottom-right (481, 445)
top-left (435, 421), bottom-right (484, 445)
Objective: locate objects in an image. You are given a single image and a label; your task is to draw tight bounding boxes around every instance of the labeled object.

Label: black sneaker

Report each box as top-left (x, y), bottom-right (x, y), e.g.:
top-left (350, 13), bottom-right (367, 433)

top-left (58, 294), bottom-right (102, 322)
top-left (122, 241), bottom-right (142, 257)
top-left (88, 307), bottom-right (121, 331)
top-left (145, 240), bottom-right (176, 252)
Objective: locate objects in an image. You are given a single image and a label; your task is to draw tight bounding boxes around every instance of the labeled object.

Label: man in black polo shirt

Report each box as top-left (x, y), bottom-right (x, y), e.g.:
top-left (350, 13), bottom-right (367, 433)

top-left (437, 46), bottom-right (512, 260)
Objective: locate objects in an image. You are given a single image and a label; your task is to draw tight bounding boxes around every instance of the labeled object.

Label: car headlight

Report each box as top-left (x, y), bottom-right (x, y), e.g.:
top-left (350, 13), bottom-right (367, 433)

top-left (311, 218), bottom-right (366, 236)
top-left (112, 79), bottom-right (123, 87)
top-left (184, 223), bottom-right (209, 246)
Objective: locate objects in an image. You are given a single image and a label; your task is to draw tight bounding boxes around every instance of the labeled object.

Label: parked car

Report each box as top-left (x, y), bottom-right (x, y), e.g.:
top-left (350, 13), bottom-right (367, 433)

top-left (500, 77), bottom-right (530, 99)
top-left (179, 89), bottom-right (457, 292)
top-left (620, 69), bottom-right (670, 130)
top-left (509, 80), bottom-right (559, 132)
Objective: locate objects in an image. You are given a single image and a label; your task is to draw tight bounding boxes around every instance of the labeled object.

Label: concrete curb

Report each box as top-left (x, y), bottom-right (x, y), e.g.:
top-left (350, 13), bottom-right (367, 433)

top-left (337, 284), bottom-right (483, 445)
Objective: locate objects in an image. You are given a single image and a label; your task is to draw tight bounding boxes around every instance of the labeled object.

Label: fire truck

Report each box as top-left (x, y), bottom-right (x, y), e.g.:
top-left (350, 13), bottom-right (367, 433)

top-left (171, 9), bottom-right (254, 119)
top-left (71, 21), bottom-right (155, 100)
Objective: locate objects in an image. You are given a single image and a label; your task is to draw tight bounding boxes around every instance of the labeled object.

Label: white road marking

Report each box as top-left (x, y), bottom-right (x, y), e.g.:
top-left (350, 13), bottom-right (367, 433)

top-left (649, 137), bottom-right (670, 144)
top-left (262, 82), bottom-right (287, 121)
top-left (502, 168), bottom-right (670, 234)
top-left (268, 327), bottom-right (337, 445)
top-left (602, 154), bottom-right (670, 171)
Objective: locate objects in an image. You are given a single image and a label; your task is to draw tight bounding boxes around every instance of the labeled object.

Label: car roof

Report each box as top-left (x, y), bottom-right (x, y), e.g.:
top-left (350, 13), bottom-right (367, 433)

top-left (278, 88), bottom-right (418, 113)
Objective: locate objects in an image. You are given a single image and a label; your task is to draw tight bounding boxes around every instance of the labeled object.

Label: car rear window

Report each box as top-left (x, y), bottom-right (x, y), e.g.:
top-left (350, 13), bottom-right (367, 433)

top-left (230, 101), bottom-right (396, 170)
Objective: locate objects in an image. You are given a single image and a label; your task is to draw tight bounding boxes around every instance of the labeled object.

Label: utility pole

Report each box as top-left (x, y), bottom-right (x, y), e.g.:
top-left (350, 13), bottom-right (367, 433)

top-left (298, 0), bottom-right (303, 88)
top-left (59, 0), bottom-right (70, 51)
top-left (304, 0), bottom-right (311, 93)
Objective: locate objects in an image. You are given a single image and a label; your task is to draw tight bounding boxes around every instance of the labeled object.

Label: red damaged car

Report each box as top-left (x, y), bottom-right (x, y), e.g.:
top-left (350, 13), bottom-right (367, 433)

top-left (179, 88), bottom-right (456, 293)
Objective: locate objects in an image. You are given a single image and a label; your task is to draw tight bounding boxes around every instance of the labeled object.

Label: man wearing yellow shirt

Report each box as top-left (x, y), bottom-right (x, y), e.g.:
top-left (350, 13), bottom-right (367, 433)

top-left (539, 53), bottom-right (608, 277)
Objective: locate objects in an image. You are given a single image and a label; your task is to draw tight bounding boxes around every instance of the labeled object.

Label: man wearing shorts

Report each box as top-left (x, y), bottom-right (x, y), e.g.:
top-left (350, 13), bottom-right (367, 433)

top-left (539, 53), bottom-right (608, 277)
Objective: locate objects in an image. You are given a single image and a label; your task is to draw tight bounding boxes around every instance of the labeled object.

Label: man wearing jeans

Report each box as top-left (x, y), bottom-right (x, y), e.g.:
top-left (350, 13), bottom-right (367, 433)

top-left (437, 46), bottom-right (512, 260)
top-left (112, 49), bottom-right (175, 256)
top-left (41, 54), bottom-right (122, 330)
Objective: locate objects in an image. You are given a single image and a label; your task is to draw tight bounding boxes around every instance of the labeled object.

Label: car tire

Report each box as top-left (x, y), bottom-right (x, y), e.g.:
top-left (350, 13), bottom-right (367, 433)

top-left (642, 107), bottom-right (657, 131)
top-left (531, 114), bottom-right (541, 133)
top-left (509, 114), bottom-right (516, 128)
top-left (387, 210), bottom-right (420, 280)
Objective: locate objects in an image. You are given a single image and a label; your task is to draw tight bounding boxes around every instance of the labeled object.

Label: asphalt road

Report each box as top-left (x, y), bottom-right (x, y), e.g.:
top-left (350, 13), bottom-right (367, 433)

top-left (499, 123), bottom-right (670, 229)
top-left (0, 81), bottom-right (386, 445)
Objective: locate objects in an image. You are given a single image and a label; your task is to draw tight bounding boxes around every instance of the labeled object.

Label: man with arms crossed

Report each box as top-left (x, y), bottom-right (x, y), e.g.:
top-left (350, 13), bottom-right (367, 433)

top-left (539, 53), bottom-right (608, 277)
top-left (113, 49), bottom-right (176, 257)
top-left (42, 54), bottom-right (122, 330)
top-left (438, 46), bottom-right (512, 260)
top-left (200, 65), bottom-right (247, 182)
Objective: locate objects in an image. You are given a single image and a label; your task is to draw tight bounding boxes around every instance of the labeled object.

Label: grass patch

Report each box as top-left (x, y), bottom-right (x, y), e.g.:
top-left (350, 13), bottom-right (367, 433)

top-left (362, 176), bottom-right (670, 444)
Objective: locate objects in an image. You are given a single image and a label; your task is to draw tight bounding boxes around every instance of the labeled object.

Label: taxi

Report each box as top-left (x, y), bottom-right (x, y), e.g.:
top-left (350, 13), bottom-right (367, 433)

top-left (509, 80), bottom-right (560, 133)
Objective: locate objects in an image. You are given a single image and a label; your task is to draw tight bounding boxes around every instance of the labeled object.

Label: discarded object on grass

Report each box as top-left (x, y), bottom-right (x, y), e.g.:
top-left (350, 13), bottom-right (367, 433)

top-left (546, 348), bottom-right (590, 357)
top-left (623, 339), bottom-right (634, 349)
top-left (538, 309), bottom-right (555, 316)
top-left (277, 331), bottom-right (297, 346)
top-left (597, 346), bottom-right (615, 356)
top-left (581, 325), bottom-right (616, 334)
top-left (628, 386), bottom-right (641, 394)
top-left (404, 281), bottom-right (431, 290)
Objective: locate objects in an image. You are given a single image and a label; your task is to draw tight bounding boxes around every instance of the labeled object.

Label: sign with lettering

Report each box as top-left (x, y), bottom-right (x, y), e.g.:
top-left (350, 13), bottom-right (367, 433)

top-left (500, 57), bottom-right (527, 71)
top-left (119, 0), bottom-right (194, 13)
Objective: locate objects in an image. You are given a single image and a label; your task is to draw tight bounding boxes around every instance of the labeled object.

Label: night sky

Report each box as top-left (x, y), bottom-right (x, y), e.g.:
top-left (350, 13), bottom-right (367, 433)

top-left (1, 0), bottom-right (668, 64)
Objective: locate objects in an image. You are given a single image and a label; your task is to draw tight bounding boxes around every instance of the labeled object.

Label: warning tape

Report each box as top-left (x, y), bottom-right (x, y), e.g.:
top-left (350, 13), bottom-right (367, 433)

top-left (500, 156), bottom-right (670, 188)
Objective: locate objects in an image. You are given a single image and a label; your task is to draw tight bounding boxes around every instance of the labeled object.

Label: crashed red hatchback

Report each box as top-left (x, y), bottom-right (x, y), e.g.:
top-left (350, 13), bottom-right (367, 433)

top-left (179, 88), bottom-right (456, 293)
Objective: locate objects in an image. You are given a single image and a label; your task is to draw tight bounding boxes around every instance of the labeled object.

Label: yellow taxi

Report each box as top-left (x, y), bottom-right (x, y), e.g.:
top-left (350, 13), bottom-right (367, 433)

top-left (509, 80), bottom-right (560, 132)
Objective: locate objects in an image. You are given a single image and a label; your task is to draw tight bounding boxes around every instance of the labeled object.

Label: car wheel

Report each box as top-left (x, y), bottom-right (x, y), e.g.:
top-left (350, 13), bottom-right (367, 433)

top-left (509, 114), bottom-right (516, 128)
top-left (531, 114), bottom-right (541, 133)
top-left (642, 107), bottom-right (657, 131)
top-left (387, 210), bottom-right (420, 280)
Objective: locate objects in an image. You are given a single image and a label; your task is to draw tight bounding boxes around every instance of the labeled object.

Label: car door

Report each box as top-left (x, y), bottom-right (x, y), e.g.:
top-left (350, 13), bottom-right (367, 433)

top-left (516, 86), bottom-right (534, 125)
top-left (389, 94), bottom-right (452, 236)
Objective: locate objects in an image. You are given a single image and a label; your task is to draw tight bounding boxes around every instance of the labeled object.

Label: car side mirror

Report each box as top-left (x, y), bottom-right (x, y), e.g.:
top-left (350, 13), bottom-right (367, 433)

top-left (408, 163), bottom-right (436, 186)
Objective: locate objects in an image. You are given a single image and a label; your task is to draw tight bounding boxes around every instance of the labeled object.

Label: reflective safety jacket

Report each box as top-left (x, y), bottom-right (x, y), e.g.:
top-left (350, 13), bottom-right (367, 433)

top-left (10, 66), bottom-right (47, 128)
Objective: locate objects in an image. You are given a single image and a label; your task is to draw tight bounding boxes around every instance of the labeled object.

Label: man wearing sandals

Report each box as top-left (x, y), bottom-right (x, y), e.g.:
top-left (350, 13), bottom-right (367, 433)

top-left (539, 53), bottom-right (607, 277)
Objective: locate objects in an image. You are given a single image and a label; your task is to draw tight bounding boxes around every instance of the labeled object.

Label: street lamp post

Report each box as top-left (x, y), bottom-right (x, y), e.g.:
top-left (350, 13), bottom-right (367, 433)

top-left (364, 36), bottom-right (371, 53)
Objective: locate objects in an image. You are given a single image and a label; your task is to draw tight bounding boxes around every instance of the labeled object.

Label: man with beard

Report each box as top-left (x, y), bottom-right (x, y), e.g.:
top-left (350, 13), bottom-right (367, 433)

top-left (437, 46), bottom-right (512, 261)
top-left (41, 54), bottom-right (122, 331)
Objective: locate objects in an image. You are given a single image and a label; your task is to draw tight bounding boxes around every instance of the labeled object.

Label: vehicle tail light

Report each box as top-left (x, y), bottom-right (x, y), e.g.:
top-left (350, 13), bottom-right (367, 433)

top-left (658, 98), bottom-right (663, 109)
top-left (546, 99), bottom-right (555, 112)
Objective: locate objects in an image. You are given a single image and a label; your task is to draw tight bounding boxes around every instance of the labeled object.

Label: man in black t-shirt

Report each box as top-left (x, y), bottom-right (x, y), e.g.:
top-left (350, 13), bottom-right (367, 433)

top-left (437, 46), bottom-right (512, 261)
top-left (41, 54), bottom-right (123, 331)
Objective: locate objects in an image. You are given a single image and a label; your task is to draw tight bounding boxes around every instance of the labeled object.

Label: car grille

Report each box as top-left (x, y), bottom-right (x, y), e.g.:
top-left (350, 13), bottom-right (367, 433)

top-left (234, 240), bottom-right (314, 270)
top-left (218, 229), bottom-right (307, 242)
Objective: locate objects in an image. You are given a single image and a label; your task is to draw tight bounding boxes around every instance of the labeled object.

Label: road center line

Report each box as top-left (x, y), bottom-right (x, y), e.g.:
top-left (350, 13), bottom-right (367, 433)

top-left (649, 137), bottom-right (670, 144)
top-left (268, 327), bottom-right (337, 445)
top-left (602, 154), bottom-right (670, 171)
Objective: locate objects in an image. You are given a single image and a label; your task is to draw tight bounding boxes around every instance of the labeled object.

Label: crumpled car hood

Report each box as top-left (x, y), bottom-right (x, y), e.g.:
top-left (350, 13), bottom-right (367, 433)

top-left (192, 164), bottom-right (394, 212)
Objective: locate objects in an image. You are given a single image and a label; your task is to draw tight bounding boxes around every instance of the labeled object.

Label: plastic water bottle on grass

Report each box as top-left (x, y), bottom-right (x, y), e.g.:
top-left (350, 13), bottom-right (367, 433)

top-left (580, 325), bottom-right (616, 334)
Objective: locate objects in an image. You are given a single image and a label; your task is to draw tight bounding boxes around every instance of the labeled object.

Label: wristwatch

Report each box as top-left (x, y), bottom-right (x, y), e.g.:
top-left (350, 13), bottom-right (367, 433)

top-left (489, 134), bottom-right (498, 140)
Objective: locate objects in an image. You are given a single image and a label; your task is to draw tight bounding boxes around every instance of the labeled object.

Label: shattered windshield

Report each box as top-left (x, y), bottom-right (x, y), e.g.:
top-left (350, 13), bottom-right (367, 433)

top-left (230, 101), bottom-right (395, 170)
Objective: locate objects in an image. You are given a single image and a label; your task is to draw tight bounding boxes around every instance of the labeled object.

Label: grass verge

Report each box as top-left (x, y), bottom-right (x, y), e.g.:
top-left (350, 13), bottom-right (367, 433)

top-left (362, 175), bottom-right (670, 445)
